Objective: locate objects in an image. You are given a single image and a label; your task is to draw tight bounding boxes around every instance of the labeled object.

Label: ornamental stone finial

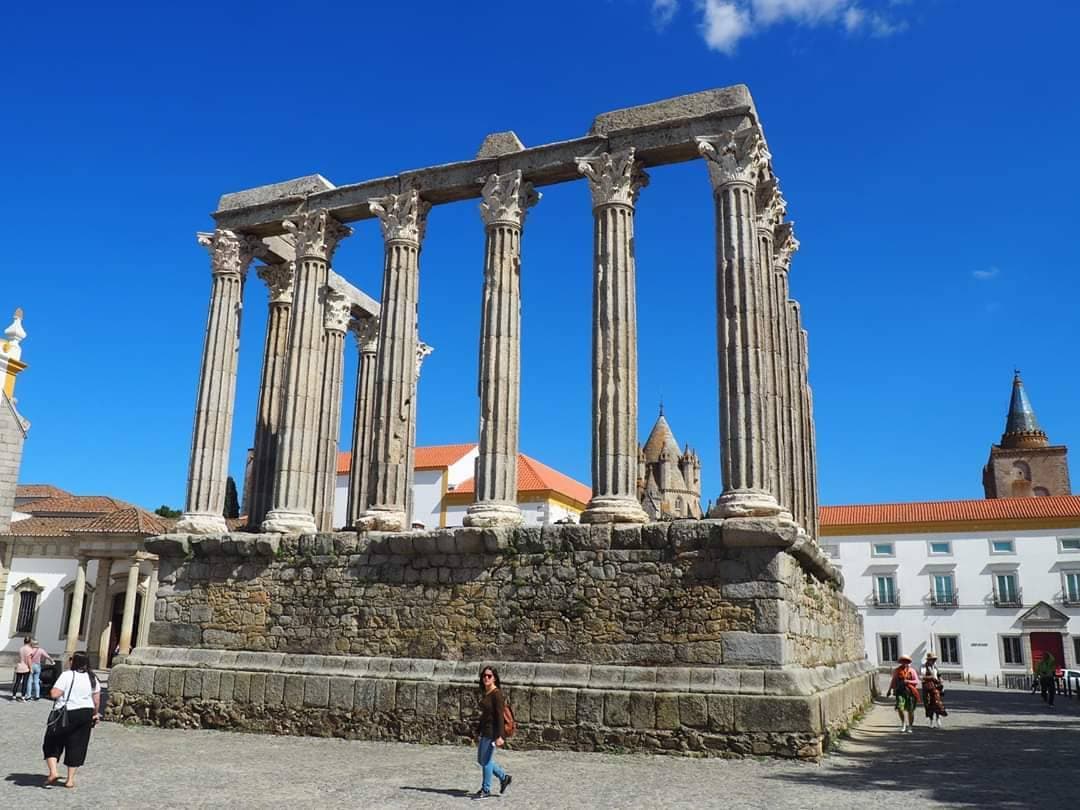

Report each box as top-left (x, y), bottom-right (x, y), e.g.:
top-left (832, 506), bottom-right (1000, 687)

top-left (197, 229), bottom-right (265, 277)
top-left (349, 314), bottom-right (380, 352)
top-left (415, 340), bottom-right (433, 378)
top-left (479, 170), bottom-right (540, 228)
top-left (576, 148), bottom-right (649, 208)
top-left (257, 262), bottom-right (295, 304)
top-left (2, 308), bottom-right (26, 360)
top-left (369, 189), bottom-right (432, 244)
top-left (282, 209), bottom-right (352, 263)
top-left (321, 287), bottom-right (351, 333)
top-left (774, 221), bottom-right (800, 271)
top-left (697, 129), bottom-right (771, 188)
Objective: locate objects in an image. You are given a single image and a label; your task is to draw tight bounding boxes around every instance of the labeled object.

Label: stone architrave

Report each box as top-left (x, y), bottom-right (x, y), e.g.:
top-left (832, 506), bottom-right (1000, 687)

top-left (359, 190), bottom-right (431, 532)
top-left (772, 222), bottom-right (799, 521)
top-left (247, 262), bottom-right (295, 529)
top-left (698, 130), bottom-right (780, 517)
top-left (575, 149), bottom-right (650, 525)
top-left (346, 314), bottom-right (379, 526)
top-left (465, 171), bottom-right (539, 527)
top-left (262, 210), bottom-right (352, 534)
top-left (63, 557), bottom-right (88, 662)
top-left (312, 287), bottom-right (351, 531)
top-left (405, 340), bottom-right (433, 527)
top-left (177, 229), bottom-right (263, 535)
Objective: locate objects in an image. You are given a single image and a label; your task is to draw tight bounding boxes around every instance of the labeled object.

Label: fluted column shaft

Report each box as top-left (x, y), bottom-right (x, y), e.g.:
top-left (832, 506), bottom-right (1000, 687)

top-left (63, 557), bottom-right (88, 662)
top-left (405, 340), bottom-right (433, 527)
top-left (575, 150), bottom-right (649, 525)
top-left (360, 190), bottom-right (430, 532)
top-left (800, 328), bottom-right (820, 540)
top-left (466, 171), bottom-right (538, 527)
top-left (312, 289), bottom-right (351, 531)
top-left (346, 316), bottom-right (379, 525)
top-left (177, 230), bottom-right (260, 535)
top-left (247, 263), bottom-right (294, 528)
top-left (699, 131), bottom-right (780, 517)
top-left (788, 302), bottom-right (807, 531)
top-left (262, 210), bottom-right (352, 534)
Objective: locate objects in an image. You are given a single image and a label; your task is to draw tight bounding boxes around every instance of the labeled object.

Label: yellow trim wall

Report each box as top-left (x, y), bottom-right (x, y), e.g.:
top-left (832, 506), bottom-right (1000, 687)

top-left (821, 517), bottom-right (1080, 537)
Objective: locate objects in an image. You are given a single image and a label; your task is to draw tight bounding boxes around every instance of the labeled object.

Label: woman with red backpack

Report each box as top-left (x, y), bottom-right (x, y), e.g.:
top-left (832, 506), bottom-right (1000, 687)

top-left (473, 665), bottom-right (513, 800)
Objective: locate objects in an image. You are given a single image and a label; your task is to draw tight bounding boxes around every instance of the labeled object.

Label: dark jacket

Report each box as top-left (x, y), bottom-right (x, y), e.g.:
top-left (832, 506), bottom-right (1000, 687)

top-left (477, 688), bottom-right (505, 739)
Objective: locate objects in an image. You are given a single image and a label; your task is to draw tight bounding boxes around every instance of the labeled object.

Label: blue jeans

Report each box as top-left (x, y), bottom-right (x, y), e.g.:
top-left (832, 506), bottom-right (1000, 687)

top-left (476, 737), bottom-right (506, 793)
top-left (29, 664), bottom-right (42, 699)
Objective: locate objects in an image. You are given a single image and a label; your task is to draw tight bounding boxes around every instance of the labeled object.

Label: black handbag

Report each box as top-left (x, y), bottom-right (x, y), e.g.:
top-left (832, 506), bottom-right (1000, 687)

top-left (46, 675), bottom-right (73, 733)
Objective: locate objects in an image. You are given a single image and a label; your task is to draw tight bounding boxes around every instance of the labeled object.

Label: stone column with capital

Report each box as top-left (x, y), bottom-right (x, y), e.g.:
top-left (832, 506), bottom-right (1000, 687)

top-left (262, 210), bottom-right (352, 534)
top-left (577, 149), bottom-right (649, 524)
top-left (116, 557), bottom-right (141, 658)
top-left (359, 190), bottom-right (430, 532)
top-left (346, 314), bottom-right (379, 526)
top-left (772, 222), bottom-right (799, 521)
top-left (135, 560), bottom-right (159, 650)
top-left (405, 339), bottom-right (433, 527)
top-left (247, 262), bottom-right (294, 529)
top-left (787, 300), bottom-right (807, 532)
top-left (177, 229), bottom-right (263, 535)
top-left (63, 557), bottom-right (88, 662)
top-left (800, 327), bottom-right (820, 540)
top-left (698, 130), bottom-right (780, 517)
top-left (88, 559), bottom-right (112, 669)
top-left (465, 171), bottom-right (539, 527)
top-left (312, 287), bottom-right (351, 531)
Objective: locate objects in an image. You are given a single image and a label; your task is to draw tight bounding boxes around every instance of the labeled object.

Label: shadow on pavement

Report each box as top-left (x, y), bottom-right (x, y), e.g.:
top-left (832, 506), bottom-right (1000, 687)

top-left (3, 773), bottom-right (47, 788)
top-left (400, 785), bottom-right (473, 798)
top-left (767, 688), bottom-right (1077, 808)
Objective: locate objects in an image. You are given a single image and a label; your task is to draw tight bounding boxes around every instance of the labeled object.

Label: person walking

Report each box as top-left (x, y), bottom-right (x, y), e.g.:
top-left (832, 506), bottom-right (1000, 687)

top-left (27, 640), bottom-right (54, 701)
top-left (921, 652), bottom-right (948, 728)
top-left (472, 665), bottom-right (513, 800)
top-left (42, 650), bottom-right (101, 789)
top-left (886, 654), bottom-right (921, 733)
top-left (1035, 651), bottom-right (1057, 707)
top-left (13, 635), bottom-right (33, 701)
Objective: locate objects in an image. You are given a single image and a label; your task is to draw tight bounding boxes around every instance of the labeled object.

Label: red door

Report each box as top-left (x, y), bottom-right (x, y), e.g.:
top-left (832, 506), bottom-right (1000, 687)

top-left (1030, 632), bottom-right (1065, 671)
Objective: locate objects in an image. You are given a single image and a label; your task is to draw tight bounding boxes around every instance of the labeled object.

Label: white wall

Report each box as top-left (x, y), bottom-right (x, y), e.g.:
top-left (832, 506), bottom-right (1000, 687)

top-left (1, 557), bottom-right (100, 660)
top-left (828, 526), bottom-right (1080, 677)
top-left (412, 469), bottom-right (446, 529)
top-left (333, 473), bottom-right (349, 530)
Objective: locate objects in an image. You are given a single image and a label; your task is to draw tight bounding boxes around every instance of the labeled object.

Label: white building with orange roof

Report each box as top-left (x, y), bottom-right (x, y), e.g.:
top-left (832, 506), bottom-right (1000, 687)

top-left (333, 443), bottom-right (589, 530)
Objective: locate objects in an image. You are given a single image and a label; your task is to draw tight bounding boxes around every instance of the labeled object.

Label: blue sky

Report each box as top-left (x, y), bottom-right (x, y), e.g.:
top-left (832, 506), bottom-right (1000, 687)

top-left (3, 0), bottom-right (1078, 513)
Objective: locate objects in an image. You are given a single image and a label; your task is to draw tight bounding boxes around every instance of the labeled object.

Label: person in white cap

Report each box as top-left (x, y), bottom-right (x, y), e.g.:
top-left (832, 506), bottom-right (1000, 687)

top-left (886, 655), bottom-right (920, 732)
top-left (921, 652), bottom-right (948, 728)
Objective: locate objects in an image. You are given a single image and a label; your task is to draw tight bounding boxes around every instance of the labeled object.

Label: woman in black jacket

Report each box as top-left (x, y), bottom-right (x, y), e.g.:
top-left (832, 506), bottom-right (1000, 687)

top-left (473, 665), bottom-right (512, 800)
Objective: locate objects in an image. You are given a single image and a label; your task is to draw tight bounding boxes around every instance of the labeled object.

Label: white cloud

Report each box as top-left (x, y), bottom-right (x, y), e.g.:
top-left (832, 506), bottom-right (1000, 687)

top-left (972, 266), bottom-right (1001, 281)
top-left (688, 0), bottom-right (907, 53)
top-left (652, 0), bottom-right (680, 29)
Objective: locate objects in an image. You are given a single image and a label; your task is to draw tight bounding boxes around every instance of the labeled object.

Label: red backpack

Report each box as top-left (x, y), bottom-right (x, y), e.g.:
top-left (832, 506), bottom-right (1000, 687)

top-left (502, 699), bottom-right (516, 739)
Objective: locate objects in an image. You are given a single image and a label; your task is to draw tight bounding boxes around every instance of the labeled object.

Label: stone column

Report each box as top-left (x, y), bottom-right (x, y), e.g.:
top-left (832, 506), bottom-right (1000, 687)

top-left (89, 559), bottom-right (112, 669)
top-left (788, 301), bottom-right (807, 533)
top-left (803, 329), bottom-right (820, 541)
top-left (346, 315), bottom-right (379, 526)
top-left (465, 171), bottom-right (539, 527)
top-left (312, 288), bottom-right (351, 531)
top-left (577, 149), bottom-right (649, 525)
top-left (63, 556), bottom-right (88, 663)
top-left (135, 560), bottom-right (158, 650)
top-left (177, 230), bottom-right (263, 535)
top-left (359, 190), bottom-right (430, 532)
top-left (404, 340), bottom-right (433, 527)
top-left (772, 222), bottom-right (799, 520)
top-left (262, 210), bottom-right (352, 534)
top-left (117, 557), bottom-right (141, 657)
top-left (247, 262), bottom-right (295, 528)
top-left (698, 130), bottom-right (780, 517)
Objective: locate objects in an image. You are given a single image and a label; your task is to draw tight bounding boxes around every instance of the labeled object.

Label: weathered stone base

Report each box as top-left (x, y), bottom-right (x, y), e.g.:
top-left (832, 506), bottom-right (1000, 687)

top-left (107, 650), bottom-right (874, 760)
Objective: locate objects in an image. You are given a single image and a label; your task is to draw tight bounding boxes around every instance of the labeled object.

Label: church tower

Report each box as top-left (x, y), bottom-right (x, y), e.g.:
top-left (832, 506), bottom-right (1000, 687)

top-left (0, 308), bottom-right (30, 533)
top-left (638, 406), bottom-right (702, 519)
top-left (982, 372), bottom-right (1071, 498)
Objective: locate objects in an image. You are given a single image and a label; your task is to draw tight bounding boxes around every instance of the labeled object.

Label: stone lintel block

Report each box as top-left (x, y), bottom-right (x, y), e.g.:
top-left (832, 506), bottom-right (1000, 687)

top-left (590, 85), bottom-right (752, 135)
top-left (655, 667), bottom-right (692, 692)
top-left (355, 679), bottom-right (377, 712)
top-left (135, 666), bottom-right (157, 696)
top-left (167, 669), bottom-right (186, 698)
top-left (302, 675), bottom-right (329, 708)
top-left (723, 518), bottom-right (798, 549)
top-left (109, 666), bottom-right (138, 693)
top-left (733, 695), bottom-right (821, 734)
top-left (233, 672), bottom-right (251, 703)
top-left (721, 633), bottom-right (786, 666)
top-left (389, 659), bottom-right (413, 676)
top-left (497, 136), bottom-right (603, 187)
top-left (401, 159), bottom-right (500, 203)
top-left (476, 131), bottom-right (525, 160)
top-left (431, 660), bottom-right (457, 681)
top-left (577, 689), bottom-right (604, 726)
top-left (550, 688), bottom-right (577, 723)
top-left (283, 674), bottom-right (305, 708)
top-left (234, 651), bottom-right (276, 671)
top-left (707, 694), bottom-right (734, 732)
top-left (408, 659), bottom-right (436, 679)
top-left (265, 674), bottom-right (286, 705)
top-left (217, 173), bottom-right (335, 212)
top-left (153, 668), bottom-right (171, 696)
top-left (604, 691), bottom-right (630, 727)
top-left (202, 669), bottom-right (222, 701)
top-left (690, 668), bottom-right (716, 693)
top-left (498, 662), bottom-right (535, 684)
top-left (623, 667), bottom-right (657, 690)
top-left (416, 682), bottom-right (439, 716)
top-left (375, 680), bottom-right (397, 713)
top-left (589, 665), bottom-right (625, 690)
top-left (764, 669), bottom-right (817, 697)
top-left (722, 580), bottom-right (790, 600)
top-left (145, 535), bottom-right (190, 558)
top-left (366, 658), bottom-right (392, 676)
top-left (629, 691), bottom-right (656, 729)
top-left (249, 673), bottom-right (267, 704)
top-left (533, 663), bottom-right (590, 688)
top-left (678, 693), bottom-right (708, 729)
top-left (182, 669), bottom-right (203, 698)
top-left (654, 694), bottom-right (680, 730)
top-left (739, 670), bottom-right (765, 695)
top-left (452, 662), bottom-right (478, 683)
top-left (217, 652), bottom-right (241, 668)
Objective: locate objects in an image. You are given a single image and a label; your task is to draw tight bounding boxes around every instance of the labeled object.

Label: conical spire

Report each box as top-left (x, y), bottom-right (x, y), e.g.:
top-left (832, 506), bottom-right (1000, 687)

top-left (1000, 370), bottom-right (1048, 449)
top-left (642, 405), bottom-right (681, 463)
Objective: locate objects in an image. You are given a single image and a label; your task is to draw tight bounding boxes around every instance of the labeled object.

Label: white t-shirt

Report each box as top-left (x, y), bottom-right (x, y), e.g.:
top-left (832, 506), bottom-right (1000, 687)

top-left (52, 670), bottom-right (101, 711)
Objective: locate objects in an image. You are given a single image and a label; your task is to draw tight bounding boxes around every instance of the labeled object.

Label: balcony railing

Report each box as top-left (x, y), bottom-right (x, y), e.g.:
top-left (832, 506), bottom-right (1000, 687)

top-left (870, 591), bottom-right (900, 608)
top-left (1062, 592), bottom-right (1080, 607)
top-left (993, 588), bottom-right (1023, 608)
top-left (930, 590), bottom-right (959, 608)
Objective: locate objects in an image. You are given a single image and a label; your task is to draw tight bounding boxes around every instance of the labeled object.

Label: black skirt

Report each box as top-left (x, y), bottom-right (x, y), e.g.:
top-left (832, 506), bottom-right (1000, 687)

top-left (42, 708), bottom-right (95, 767)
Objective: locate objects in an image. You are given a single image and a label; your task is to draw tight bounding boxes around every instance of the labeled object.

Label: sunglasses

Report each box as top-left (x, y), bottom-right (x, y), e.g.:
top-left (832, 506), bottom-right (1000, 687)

top-left (482, 673), bottom-right (494, 679)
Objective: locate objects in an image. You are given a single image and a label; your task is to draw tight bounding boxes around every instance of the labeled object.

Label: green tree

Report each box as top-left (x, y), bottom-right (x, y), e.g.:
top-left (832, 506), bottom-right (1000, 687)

top-left (154, 505), bottom-right (181, 519)
top-left (224, 476), bottom-right (240, 519)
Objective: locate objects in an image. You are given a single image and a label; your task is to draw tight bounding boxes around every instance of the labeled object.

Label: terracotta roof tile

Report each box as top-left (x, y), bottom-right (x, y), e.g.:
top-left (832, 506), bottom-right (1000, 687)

top-left (453, 453), bottom-right (591, 507)
top-left (15, 484), bottom-right (73, 501)
top-left (20, 495), bottom-right (134, 516)
top-left (70, 507), bottom-right (173, 535)
top-left (1, 515), bottom-right (95, 536)
top-left (337, 444), bottom-right (477, 475)
top-left (820, 494), bottom-right (1080, 529)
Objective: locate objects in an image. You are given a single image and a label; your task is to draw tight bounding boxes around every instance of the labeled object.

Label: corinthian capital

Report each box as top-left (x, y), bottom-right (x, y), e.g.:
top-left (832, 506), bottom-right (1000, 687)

top-left (349, 314), bottom-right (380, 352)
top-left (479, 170), bottom-right (540, 228)
top-left (321, 287), bottom-right (351, 333)
top-left (369, 189), bottom-right (431, 244)
top-left (697, 129), bottom-right (771, 189)
top-left (774, 221), bottom-right (800, 272)
top-left (576, 148), bottom-right (649, 208)
top-left (756, 176), bottom-right (787, 231)
top-left (257, 262), bottom-right (295, 304)
top-left (415, 340), bottom-right (433, 379)
top-left (197, 229), bottom-right (266, 276)
top-left (283, 209), bottom-right (352, 263)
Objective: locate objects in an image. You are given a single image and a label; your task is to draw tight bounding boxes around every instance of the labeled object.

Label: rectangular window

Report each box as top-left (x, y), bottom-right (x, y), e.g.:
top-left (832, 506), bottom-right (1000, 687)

top-left (872, 543), bottom-right (895, 557)
top-left (929, 541), bottom-right (951, 555)
top-left (60, 592), bottom-right (91, 639)
top-left (1065, 572), bottom-right (1080, 604)
top-left (932, 574), bottom-right (956, 605)
top-left (874, 575), bottom-right (897, 606)
top-left (994, 573), bottom-right (1020, 606)
top-left (991, 540), bottom-right (1015, 554)
top-left (1060, 538), bottom-right (1080, 552)
top-left (15, 591), bottom-right (37, 634)
top-left (880, 635), bottom-right (900, 663)
top-left (938, 636), bottom-right (960, 665)
top-left (1003, 637), bottom-right (1024, 666)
